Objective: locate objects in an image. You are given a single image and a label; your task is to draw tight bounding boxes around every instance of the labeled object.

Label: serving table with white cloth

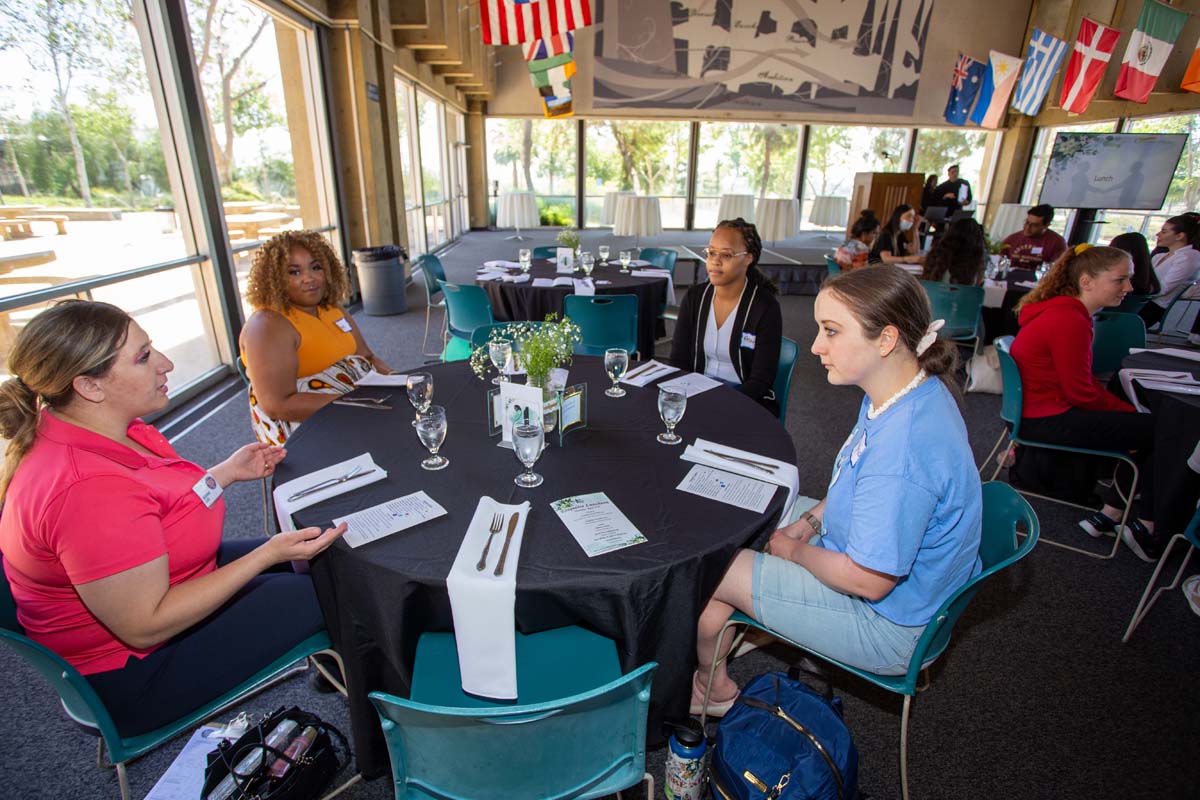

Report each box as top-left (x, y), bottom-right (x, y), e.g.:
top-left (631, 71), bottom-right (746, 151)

top-left (755, 197), bottom-right (800, 242)
top-left (497, 191), bottom-right (539, 238)
top-left (808, 195), bottom-right (849, 230)
top-left (601, 190), bottom-right (637, 225)
top-left (717, 193), bottom-right (756, 223)
top-left (612, 195), bottom-right (663, 240)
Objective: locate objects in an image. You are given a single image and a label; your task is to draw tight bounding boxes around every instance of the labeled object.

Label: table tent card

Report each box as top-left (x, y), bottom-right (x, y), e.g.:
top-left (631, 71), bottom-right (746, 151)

top-left (498, 381), bottom-right (544, 448)
top-left (558, 383), bottom-right (587, 443)
top-left (550, 492), bottom-right (647, 557)
top-left (556, 247), bottom-right (575, 270)
top-left (334, 491), bottom-right (448, 548)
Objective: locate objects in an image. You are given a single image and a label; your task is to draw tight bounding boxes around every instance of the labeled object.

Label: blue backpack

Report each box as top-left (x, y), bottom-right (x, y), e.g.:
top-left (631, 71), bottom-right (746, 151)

top-left (710, 672), bottom-right (858, 800)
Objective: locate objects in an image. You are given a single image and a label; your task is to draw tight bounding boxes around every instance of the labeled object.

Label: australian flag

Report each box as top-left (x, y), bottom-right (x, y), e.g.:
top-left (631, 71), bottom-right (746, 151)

top-left (944, 53), bottom-right (986, 125)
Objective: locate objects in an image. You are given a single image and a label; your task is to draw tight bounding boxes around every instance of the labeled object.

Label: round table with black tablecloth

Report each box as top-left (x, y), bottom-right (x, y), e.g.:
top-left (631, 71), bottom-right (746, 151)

top-left (981, 268), bottom-right (1037, 343)
top-left (276, 357), bottom-right (795, 777)
top-left (478, 259), bottom-right (667, 357)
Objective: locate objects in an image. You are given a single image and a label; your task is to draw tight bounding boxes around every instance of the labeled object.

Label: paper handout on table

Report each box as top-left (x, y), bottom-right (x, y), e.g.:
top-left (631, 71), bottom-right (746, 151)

top-left (356, 371), bottom-right (409, 387)
top-left (682, 438), bottom-right (799, 527)
top-left (532, 278), bottom-right (556, 287)
top-left (657, 372), bottom-right (722, 397)
top-left (502, 273), bottom-right (531, 283)
top-left (484, 259), bottom-right (522, 268)
top-left (981, 280), bottom-right (1007, 309)
top-left (573, 278), bottom-right (595, 296)
top-left (273, 452), bottom-right (387, 533)
top-left (630, 268), bottom-right (677, 304)
top-left (550, 492), bottom-right (647, 557)
top-left (1129, 347), bottom-right (1200, 364)
top-left (620, 359), bottom-right (680, 387)
top-left (334, 490), bottom-right (447, 548)
top-left (677, 464), bottom-right (775, 513)
top-left (445, 496), bottom-right (531, 700)
top-left (1119, 368), bottom-right (1200, 412)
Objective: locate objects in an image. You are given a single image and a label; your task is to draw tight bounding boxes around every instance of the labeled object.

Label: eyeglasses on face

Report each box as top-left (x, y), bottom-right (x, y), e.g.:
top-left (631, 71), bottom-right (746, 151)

top-left (701, 247), bottom-right (750, 263)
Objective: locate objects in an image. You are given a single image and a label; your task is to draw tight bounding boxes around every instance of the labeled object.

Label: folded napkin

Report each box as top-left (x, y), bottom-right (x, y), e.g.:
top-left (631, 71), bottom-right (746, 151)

top-left (630, 269), bottom-right (677, 304)
top-left (356, 371), bottom-right (409, 387)
top-left (532, 278), bottom-right (556, 288)
top-left (1129, 347), bottom-right (1200, 364)
top-left (484, 259), bottom-right (521, 268)
top-left (273, 452), bottom-right (388, 533)
top-left (502, 273), bottom-right (531, 283)
top-left (445, 497), bottom-right (531, 700)
top-left (1118, 368), bottom-right (1200, 412)
top-left (981, 280), bottom-right (1007, 309)
top-left (620, 359), bottom-right (679, 387)
top-left (682, 438), bottom-right (799, 528)
top-left (573, 278), bottom-right (595, 296)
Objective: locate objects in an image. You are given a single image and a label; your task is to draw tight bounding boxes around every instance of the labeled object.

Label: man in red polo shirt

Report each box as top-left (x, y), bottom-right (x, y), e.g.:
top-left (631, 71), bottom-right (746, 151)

top-left (1002, 205), bottom-right (1068, 270)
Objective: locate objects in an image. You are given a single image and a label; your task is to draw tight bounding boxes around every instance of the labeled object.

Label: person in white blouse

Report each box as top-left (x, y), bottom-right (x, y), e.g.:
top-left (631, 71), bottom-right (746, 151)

top-left (1140, 214), bottom-right (1200, 329)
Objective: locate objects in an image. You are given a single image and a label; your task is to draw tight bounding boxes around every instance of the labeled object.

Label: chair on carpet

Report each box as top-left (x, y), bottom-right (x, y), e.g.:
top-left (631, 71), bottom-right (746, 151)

top-left (369, 626), bottom-right (656, 800)
top-left (0, 557), bottom-right (347, 800)
top-left (824, 254), bottom-right (841, 276)
top-left (920, 281), bottom-right (984, 356)
top-left (565, 294), bottom-right (639, 357)
top-left (700, 481), bottom-right (1039, 800)
top-left (980, 347), bottom-right (1137, 559)
top-left (413, 255), bottom-right (448, 358)
top-left (773, 336), bottom-right (799, 422)
top-left (1123, 502), bottom-right (1200, 642)
top-left (532, 245), bottom-right (557, 259)
top-left (436, 280), bottom-right (494, 361)
top-left (1091, 311), bottom-right (1146, 376)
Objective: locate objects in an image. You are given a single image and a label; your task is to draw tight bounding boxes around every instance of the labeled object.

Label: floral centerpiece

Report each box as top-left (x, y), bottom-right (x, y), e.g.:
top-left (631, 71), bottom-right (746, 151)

top-left (556, 227), bottom-right (581, 253)
top-left (470, 313), bottom-right (582, 388)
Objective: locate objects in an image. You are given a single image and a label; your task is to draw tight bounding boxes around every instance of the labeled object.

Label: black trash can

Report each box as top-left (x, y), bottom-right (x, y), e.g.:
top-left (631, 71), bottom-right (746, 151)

top-left (353, 245), bottom-right (408, 316)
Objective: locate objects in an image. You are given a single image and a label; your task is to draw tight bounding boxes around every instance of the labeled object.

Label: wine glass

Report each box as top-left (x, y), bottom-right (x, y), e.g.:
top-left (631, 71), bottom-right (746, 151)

top-left (513, 423), bottom-right (545, 488)
top-left (598, 244), bottom-right (610, 263)
top-left (657, 388), bottom-right (686, 445)
top-left (618, 250), bottom-right (632, 273)
top-left (518, 248), bottom-right (532, 273)
top-left (488, 339), bottom-right (512, 385)
top-left (406, 372), bottom-right (433, 427)
top-left (1035, 262), bottom-right (1050, 281)
top-left (416, 405), bottom-right (449, 471)
top-left (604, 348), bottom-right (628, 398)
top-left (581, 252), bottom-right (595, 277)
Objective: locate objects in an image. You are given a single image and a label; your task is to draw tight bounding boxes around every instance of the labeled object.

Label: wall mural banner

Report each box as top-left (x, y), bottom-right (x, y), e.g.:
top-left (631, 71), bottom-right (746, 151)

top-left (593, 0), bottom-right (934, 115)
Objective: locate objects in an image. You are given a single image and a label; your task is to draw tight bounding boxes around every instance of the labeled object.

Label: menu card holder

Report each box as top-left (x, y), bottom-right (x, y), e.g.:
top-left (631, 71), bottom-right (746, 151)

top-left (558, 383), bottom-right (587, 446)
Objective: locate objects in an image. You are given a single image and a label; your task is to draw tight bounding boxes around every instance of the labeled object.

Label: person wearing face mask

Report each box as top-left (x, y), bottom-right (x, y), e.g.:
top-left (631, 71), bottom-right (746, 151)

top-left (668, 218), bottom-right (783, 416)
top-left (870, 204), bottom-right (924, 266)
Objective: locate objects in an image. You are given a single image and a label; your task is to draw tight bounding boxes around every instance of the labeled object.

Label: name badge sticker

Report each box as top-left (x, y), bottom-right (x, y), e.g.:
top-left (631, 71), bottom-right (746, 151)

top-left (192, 473), bottom-right (223, 508)
top-left (1031, 246), bottom-right (1043, 256)
top-left (335, 318), bottom-right (353, 333)
top-left (849, 430), bottom-right (868, 467)
top-left (740, 332), bottom-right (757, 350)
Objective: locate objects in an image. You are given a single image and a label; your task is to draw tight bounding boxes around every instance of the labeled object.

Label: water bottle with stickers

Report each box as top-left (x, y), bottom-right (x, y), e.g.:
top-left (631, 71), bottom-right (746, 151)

top-left (664, 719), bottom-right (707, 800)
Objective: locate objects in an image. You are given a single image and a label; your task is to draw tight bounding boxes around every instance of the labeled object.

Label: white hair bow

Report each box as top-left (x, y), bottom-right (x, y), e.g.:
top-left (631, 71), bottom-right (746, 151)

top-left (916, 319), bottom-right (945, 356)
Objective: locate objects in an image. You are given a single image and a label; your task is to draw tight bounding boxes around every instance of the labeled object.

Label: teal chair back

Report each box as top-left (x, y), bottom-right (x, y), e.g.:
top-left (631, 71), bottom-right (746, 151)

top-left (772, 336), bottom-right (799, 422)
top-left (824, 254), bottom-right (841, 276)
top-left (532, 246), bottom-right (557, 259)
top-left (564, 294), bottom-right (639, 356)
top-left (1092, 311), bottom-right (1146, 375)
top-left (920, 281), bottom-right (984, 340)
top-left (1115, 293), bottom-right (1152, 314)
top-left (436, 280), bottom-right (494, 341)
top-left (995, 346), bottom-right (1026, 437)
top-left (414, 255), bottom-right (446, 303)
top-left (469, 321), bottom-right (544, 348)
top-left (369, 662), bottom-right (657, 800)
top-left (639, 248), bottom-right (677, 276)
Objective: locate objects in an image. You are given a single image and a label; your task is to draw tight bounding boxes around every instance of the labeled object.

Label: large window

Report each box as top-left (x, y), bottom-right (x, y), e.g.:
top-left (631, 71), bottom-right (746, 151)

top-left (694, 123), bottom-right (800, 230)
top-left (585, 120), bottom-right (690, 228)
top-left (911, 128), bottom-right (1001, 220)
top-left (485, 118), bottom-right (577, 226)
top-left (801, 126), bottom-right (910, 231)
top-left (416, 91), bottom-right (448, 249)
top-left (395, 80), bottom-right (424, 255)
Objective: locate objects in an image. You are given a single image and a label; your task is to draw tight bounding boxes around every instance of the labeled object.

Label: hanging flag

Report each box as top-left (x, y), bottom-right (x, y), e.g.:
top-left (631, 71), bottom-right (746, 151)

top-left (480, 0), bottom-right (592, 46)
top-left (969, 51), bottom-right (1024, 128)
top-left (944, 53), bottom-right (986, 125)
top-left (528, 52), bottom-right (576, 118)
top-left (1059, 17), bottom-right (1122, 113)
top-left (524, 31), bottom-right (574, 62)
top-left (1012, 28), bottom-right (1068, 115)
top-left (1182, 33), bottom-right (1200, 94)
top-left (1114, 0), bottom-right (1189, 103)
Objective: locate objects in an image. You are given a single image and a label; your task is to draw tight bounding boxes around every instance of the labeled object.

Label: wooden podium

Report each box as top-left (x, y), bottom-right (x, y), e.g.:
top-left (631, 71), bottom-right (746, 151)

top-left (847, 172), bottom-right (924, 237)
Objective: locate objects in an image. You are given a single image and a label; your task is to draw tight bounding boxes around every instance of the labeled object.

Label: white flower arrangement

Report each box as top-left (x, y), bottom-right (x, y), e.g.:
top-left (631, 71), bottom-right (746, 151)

top-left (469, 314), bottom-right (582, 386)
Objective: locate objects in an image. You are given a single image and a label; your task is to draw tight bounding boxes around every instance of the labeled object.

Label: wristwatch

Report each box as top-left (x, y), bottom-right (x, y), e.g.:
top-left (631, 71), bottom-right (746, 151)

top-left (800, 510), bottom-right (822, 536)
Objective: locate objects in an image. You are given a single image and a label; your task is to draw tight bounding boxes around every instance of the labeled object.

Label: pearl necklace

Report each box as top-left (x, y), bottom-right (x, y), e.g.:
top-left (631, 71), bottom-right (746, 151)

top-left (867, 369), bottom-right (927, 420)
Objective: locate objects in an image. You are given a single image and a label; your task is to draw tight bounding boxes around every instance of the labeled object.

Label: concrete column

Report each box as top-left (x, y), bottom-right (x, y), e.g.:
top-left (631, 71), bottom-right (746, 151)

top-left (465, 101), bottom-right (489, 229)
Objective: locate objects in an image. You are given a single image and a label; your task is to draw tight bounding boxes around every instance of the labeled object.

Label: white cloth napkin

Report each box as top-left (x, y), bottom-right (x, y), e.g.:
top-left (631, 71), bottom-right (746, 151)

top-left (981, 279), bottom-right (1007, 309)
top-left (476, 271), bottom-right (505, 282)
top-left (532, 278), bottom-right (555, 287)
top-left (484, 259), bottom-right (522, 268)
top-left (502, 273), bottom-right (531, 283)
top-left (1118, 369), bottom-right (1200, 412)
top-left (272, 452), bottom-right (388, 532)
top-left (620, 359), bottom-right (679, 387)
top-left (630, 268), bottom-right (677, 304)
top-left (682, 438), bottom-right (799, 528)
top-left (573, 278), bottom-right (595, 296)
top-left (1129, 347), bottom-right (1200, 364)
top-left (445, 497), bottom-right (531, 700)
top-left (356, 371), bottom-right (409, 387)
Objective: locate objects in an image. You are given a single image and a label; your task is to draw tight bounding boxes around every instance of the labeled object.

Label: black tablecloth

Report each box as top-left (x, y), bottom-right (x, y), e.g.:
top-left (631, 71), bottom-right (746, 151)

top-left (1120, 351), bottom-right (1200, 535)
top-left (276, 358), bottom-right (795, 777)
top-left (981, 268), bottom-right (1037, 343)
top-left (478, 260), bottom-right (667, 357)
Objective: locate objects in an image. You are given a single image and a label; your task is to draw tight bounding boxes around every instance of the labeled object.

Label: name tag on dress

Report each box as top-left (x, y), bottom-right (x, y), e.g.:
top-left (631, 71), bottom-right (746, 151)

top-left (335, 318), bottom-right (353, 333)
top-left (192, 473), bottom-right (223, 507)
top-left (740, 332), bottom-right (756, 350)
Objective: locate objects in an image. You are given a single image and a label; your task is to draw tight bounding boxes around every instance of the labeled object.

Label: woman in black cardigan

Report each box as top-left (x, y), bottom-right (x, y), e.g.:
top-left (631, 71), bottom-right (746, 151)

top-left (668, 218), bottom-right (784, 417)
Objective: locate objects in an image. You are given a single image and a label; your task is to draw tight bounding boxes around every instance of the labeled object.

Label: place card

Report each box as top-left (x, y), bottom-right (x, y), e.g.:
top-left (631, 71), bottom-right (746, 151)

top-left (550, 492), bottom-right (646, 557)
top-left (558, 383), bottom-right (587, 442)
top-left (335, 491), bottom-right (448, 548)
top-left (499, 381), bottom-right (543, 448)
top-left (676, 464), bottom-right (774, 513)
top-left (556, 247), bottom-right (575, 270)
top-left (657, 372), bottom-right (722, 397)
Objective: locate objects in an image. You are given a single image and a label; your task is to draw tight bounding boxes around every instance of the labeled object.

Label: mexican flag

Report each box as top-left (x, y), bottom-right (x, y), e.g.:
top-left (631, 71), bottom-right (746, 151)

top-left (1114, 0), bottom-right (1188, 103)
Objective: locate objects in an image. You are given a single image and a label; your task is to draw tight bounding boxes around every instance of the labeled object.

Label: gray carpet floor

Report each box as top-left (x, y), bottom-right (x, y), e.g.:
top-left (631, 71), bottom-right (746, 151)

top-left (0, 231), bottom-right (1196, 799)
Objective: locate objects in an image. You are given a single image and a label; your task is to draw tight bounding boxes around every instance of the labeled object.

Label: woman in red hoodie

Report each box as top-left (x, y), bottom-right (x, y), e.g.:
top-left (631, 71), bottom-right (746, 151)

top-left (1010, 244), bottom-right (1161, 561)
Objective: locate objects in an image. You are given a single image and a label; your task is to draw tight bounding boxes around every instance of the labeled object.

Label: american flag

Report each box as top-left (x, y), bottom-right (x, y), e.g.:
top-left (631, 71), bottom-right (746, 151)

top-left (481, 0), bottom-right (592, 46)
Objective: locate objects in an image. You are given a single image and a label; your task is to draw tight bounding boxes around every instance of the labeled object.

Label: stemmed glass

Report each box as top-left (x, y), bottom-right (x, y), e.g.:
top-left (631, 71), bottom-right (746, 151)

top-left (416, 405), bottom-right (449, 471)
top-left (604, 347), bottom-right (628, 398)
top-left (513, 423), bottom-right (545, 488)
top-left (598, 244), bottom-right (610, 264)
top-left (657, 388), bottom-right (687, 445)
top-left (406, 372), bottom-right (433, 427)
top-left (488, 339), bottom-right (513, 385)
top-left (1035, 262), bottom-right (1050, 281)
top-left (518, 248), bottom-right (532, 273)
top-left (581, 252), bottom-right (595, 277)
top-left (618, 250), bottom-right (632, 273)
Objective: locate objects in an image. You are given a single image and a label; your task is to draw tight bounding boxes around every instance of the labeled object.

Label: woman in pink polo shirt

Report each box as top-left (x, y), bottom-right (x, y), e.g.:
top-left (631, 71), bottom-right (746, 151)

top-left (0, 300), bottom-right (346, 736)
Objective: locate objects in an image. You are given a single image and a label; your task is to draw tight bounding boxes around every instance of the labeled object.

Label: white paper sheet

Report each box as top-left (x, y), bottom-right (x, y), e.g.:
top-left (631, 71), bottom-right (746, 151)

top-left (1129, 347), bottom-right (1200, 363)
top-left (620, 359), bottom-right (679, 387)
top-left (273, 453), bottom-right (388, 532)
top-left (145, 726), bottom-right (224, 800)
top-left (657, 372), bottom-right (722, 397)
top-left (335, 491), bottom-right (447, 548)
top-left (682, 438), bottom-right (800, 528)
top-left (356, 371), bottom-right (409, 387)
top-left (550, 492), bottom-right (646, 557)
top-left (484, 259), bottom-right (522, 268)
top-left (676, 464), bottom-right (775, 513)
top-left (573, 278), bottom-right (595, 296)
top-left (1118, 368), bottom-right (1199, 412)
top-left (981, 279), bottom-right (1007, 308)
top-left (476, 271), bottom-right (504, 281)
top-left (532, 278), bottom-right (555, 287)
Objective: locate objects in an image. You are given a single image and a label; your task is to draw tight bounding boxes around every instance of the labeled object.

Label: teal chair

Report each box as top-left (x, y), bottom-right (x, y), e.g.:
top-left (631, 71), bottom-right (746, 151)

top-left (982, 347), bottom-right (1138, 559)
top-left (414, 255), bottom-right (448, 357)
top-left (369, 627), bottom-right (656, 800)
top-left (1115, 293), bottom-right (1152, 315)
top-left (0, 558), bottom-right (346, 800)
top-left (772, 336), bottom-right (799, 422)
top-left (824, 254), bottom-right (842, 276)
top-left (701, 482), bottom-right (1038, 800)
top-left (1123, 502), bottom-right (1200, 642)
top-left (1091, 311), bottom-right (1146, 376)
top-left (1147, 280), bottom-right (1197, 342)
top-left (564, 294), bottom-right (639, 357)
top-left (436, 280), bottom-right (494, 361)
top-left (532, 245), bottom-right (558, 259)
top-left (920, 281), bottom-right (984, 354)
top-left (639, 247), bottom-right (677, 277)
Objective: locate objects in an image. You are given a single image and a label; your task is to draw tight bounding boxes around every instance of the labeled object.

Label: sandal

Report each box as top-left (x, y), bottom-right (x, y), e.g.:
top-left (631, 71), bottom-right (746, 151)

top-left (688, 671), bottom-right (740, 718)
top-left (1183, 575), bottom-right (1200, 618)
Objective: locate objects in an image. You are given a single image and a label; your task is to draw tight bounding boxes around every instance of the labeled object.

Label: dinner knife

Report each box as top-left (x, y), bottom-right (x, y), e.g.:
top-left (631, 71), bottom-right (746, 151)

top-left (493, 512), bottom-right (521, 577)
top-left (333, 400), bottom-right (392, 410)
top-left (703, 449), bottom-right (778, 474)
top-left (624, 361), bottom-right (659, 380)
top-left (287, 468), bottom-right (377, 502)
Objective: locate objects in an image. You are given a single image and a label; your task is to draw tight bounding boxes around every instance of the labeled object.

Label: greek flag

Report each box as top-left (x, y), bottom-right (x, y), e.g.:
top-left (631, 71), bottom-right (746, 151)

top-left (1012, 28), bottom-right (1068, 115)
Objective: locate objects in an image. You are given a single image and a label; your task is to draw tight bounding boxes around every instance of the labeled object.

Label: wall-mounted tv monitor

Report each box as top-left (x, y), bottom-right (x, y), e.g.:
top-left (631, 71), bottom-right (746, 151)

top-left (1038, 132), bottom-right (1187, 211)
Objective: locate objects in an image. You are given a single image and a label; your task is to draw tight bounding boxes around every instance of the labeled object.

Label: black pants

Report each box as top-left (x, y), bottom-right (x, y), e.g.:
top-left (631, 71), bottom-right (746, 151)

top-left (86, 539), bottom-right (326, 737)
top-left (1020, 408), bottom-right (1155, 515)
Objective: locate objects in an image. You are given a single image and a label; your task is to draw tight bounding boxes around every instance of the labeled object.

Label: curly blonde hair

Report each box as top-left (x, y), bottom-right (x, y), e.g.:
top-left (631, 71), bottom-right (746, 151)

top-left (245, 230), bottom-right (352, 313)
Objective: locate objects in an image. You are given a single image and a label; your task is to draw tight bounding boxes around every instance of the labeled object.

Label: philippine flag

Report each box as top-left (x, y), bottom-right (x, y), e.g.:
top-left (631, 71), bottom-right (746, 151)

top-left (969, 51), bottom-right (1024, 129)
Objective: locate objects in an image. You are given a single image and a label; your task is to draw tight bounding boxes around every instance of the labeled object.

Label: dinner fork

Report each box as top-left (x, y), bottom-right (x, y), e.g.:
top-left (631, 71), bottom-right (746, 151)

top-left (475, 513), bottom-right (505, 571)
top-left (339, 394), bottom-right (391, 405)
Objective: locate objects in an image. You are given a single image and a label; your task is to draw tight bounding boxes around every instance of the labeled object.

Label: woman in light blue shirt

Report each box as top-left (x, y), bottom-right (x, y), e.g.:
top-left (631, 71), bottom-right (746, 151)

top-left (691, 266), bottom-right (982, 716)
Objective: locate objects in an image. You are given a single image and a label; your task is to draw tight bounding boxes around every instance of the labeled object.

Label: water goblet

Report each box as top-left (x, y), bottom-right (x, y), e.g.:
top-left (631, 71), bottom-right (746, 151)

top-left (416, 405), bottom-right (449, 471)
top-left (578, 251), bottom-right (592, 274)
top-left (1035, 263), bottom-right (1049, 281)
top-left (598, 244), bottom-right (610, 263)
top-left (581, 252), bottom-right (595, 277)
top-left (604, 347), bottom-right (628, 398)
top-left (513, 423), bottom-right (545, 488)
top-left (618, 250), bottom-right (632, 273)
top-left (518, 248), bottom-right (532, 273)
top-left (488, 339), bottom-right (513, 385)
top-left (406, 372), bottom-right (433, 427)
top-left (657, 388), bottom-right (687, 445)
